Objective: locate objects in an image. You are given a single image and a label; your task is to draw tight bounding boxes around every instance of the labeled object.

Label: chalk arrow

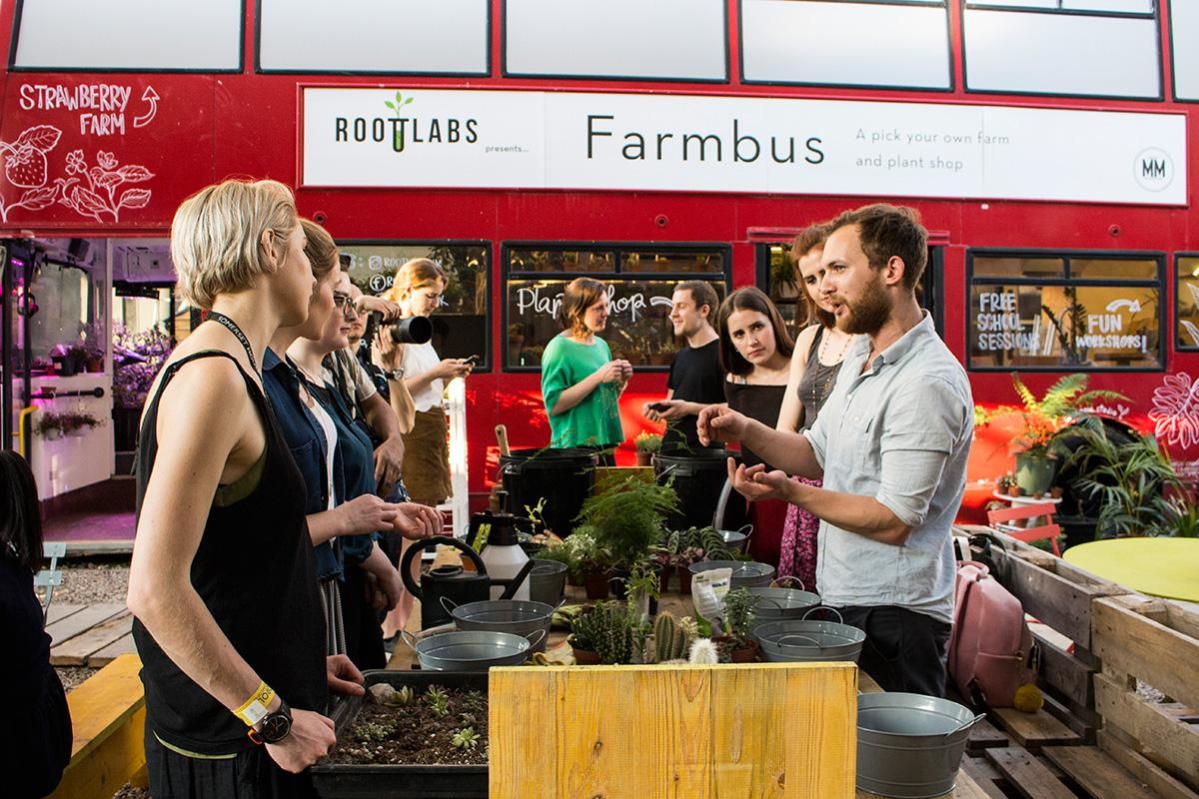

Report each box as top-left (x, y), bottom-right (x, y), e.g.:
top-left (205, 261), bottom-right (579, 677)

top-left (133, 86), bottom-right (159, 128)
top-left (1105, 298), bottom-right (1142, 314)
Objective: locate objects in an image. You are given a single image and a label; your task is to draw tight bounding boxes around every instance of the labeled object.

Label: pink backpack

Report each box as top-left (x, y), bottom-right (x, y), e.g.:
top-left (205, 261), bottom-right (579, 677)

top-left (948, 560), bottom-right (1036, 708)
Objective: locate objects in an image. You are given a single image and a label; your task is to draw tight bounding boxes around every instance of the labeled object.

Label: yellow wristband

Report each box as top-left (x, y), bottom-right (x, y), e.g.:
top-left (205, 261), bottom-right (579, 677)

top-left (233, 681), bottom-right (276, 728)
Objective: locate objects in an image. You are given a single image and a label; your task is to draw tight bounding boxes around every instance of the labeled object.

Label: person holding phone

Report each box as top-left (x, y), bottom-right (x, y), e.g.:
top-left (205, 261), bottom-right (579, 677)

top-left (541, 277), bottom-right (630, 464)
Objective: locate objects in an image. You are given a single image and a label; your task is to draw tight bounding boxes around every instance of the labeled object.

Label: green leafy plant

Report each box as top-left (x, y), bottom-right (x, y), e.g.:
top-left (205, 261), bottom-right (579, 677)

top-left (655, 526), bottom-right (737, 569)
top-left (575, 476), bottom-right (680, 569)
top-left (569, 600), bottom-right (647, 664)
top-left (975, 373), bottom-right (1126, 457)
top-left (1055, 416), bottom-right (1183, 538)
top-left (34, 413), bottom-right (62, 438)
top-left (558, 527), bottom-right (612, 577)
top-left (721, 587), bottom-right (758, 647)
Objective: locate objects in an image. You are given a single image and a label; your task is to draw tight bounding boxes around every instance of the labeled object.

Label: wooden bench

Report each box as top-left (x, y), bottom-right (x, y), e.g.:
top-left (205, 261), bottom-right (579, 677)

top-left (48, 653), bottom-right (147, 799)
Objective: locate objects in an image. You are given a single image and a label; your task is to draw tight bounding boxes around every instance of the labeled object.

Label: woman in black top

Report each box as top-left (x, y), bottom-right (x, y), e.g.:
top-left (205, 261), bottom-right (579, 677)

top-left (127, 179), bottom-right (364, 798)
top-left (0, 452), bottom-right (71, 799)
top-left (716, 287), bottom-right (794, 566)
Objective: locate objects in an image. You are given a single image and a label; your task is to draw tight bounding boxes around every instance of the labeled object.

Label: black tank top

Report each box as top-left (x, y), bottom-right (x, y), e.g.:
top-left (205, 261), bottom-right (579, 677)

top-left (131, 351), bottom-right (327, 755)
top-left (723, 380), bottom-right (788, 470)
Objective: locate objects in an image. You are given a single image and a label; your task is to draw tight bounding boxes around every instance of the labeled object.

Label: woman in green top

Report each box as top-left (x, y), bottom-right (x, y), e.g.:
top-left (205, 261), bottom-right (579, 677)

top-left (541, 277), bottom-right (631, 462)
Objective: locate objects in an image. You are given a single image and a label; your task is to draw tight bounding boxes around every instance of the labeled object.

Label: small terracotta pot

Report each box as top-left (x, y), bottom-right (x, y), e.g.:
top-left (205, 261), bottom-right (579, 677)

top-left (677, 569), bottom-right (693, 596)
top-left (583, 572), bottom-right (610, 600)
top-left (635, 451), bottom-right (653, 466)
top-left (715, 636), bottom-right (759, 663)
top-left (572, 647), bottom-right (601, 665)
top-left (657, 564), bottom-right (673, 594)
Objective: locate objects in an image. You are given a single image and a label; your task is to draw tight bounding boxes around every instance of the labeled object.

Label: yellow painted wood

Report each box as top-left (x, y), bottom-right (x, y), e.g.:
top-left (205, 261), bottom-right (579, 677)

top-left (490, 663), bottom-right (856, 799)
top-left (48, 653), bottom-right (146, 799)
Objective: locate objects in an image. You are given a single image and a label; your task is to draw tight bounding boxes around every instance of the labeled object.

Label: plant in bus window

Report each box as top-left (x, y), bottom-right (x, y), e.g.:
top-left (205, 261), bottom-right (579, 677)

top-left (1040, 299), bottom-right (1088, 365)
top-left (974, 373), bottom-right (1126, 497)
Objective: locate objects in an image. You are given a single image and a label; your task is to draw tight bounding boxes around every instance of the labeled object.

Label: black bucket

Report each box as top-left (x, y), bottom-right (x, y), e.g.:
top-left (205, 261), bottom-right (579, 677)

top-left (654, 449), bottom-right (736, 530)
top-left (498, 448), bottom-right (596, 537)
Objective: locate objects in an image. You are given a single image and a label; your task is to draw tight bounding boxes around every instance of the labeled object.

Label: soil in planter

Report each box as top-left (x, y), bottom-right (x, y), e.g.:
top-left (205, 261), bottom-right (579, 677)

top-left (325, 685), bottom-right (489, 766)
top-left (112, 784), bottom-right (149, 799)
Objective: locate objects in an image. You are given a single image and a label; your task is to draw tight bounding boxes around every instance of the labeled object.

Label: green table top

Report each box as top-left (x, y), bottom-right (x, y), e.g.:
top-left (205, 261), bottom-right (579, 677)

top-left (1063, 537), bottom-right (1199, 602)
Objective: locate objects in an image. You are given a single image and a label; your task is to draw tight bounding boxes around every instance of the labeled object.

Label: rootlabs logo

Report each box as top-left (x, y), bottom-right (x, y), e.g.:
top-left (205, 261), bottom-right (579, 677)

top-left (333, 91), bottom-right (478, 153)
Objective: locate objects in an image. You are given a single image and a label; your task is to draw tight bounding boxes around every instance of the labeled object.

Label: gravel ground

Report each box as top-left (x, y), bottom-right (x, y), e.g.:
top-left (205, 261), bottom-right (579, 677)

top-left (55, 558), bottom-right (130, 605)
top-left (56, 666), bottom-right (99, 693)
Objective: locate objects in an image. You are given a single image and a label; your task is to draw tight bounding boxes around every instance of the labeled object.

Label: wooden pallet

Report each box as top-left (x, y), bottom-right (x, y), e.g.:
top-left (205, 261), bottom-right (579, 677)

top-left (1091, 594), bottom-right (1199, 795)
top-left (46, 602), bottom-right (137, 667)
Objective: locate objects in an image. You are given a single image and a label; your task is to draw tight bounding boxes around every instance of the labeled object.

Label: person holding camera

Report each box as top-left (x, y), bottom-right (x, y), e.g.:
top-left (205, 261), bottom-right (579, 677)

top-left (541, 277), bottom-right (631, 464)
top-left (378, 258), bottom-right (471, 508)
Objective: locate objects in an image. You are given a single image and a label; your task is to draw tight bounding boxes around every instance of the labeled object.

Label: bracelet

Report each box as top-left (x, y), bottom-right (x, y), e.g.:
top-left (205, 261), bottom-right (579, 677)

top-left (233, 681), bottom-right (276, 728)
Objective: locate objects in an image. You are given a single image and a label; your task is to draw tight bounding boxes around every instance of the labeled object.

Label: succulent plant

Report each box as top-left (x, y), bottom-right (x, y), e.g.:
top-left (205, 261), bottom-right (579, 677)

top-left (721, 587), bottom-right (758, 647)
top-left (570, 600), bottom-right (646, 664)
top-left (354, 718), bottom-right (396, 743)
top-left (688, 638), bottom-right (720, 665)
top-left (424, 685), bottom-right (450, 717)
top-left (452, 726), bottom-right (481, 750)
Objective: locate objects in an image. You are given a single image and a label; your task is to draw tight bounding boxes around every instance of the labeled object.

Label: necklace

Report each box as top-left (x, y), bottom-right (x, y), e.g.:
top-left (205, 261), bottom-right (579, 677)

top-left (809, 329), bottom-right (852, 418)
top-left (818, 329), bottom-right (853, 366)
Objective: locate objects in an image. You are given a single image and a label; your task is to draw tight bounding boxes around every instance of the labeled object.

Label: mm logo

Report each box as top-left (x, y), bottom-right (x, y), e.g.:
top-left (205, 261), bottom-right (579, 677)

top-left (1134, 148), bottom-right (1174, 192)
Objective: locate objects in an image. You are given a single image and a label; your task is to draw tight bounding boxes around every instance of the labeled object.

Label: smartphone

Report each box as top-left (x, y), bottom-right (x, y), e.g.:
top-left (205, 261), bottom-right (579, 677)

top-left (463, 354), bottom-right (480, 365)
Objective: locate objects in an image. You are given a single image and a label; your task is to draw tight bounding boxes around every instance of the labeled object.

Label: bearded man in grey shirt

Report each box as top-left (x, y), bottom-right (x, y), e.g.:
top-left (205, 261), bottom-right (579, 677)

top-left (698, 204), bottom-right (973, 697)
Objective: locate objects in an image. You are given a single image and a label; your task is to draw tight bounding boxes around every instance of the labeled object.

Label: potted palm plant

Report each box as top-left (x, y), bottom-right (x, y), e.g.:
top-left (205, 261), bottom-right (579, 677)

top-left (575, 476), bottom-right (679, 597)
top-left (975, 373), bottom-right (1125, 495)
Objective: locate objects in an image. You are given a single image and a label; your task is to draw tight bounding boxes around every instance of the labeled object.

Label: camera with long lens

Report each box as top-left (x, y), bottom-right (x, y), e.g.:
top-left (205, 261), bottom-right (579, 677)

top-left (363, 312), bottom-right (433, 347)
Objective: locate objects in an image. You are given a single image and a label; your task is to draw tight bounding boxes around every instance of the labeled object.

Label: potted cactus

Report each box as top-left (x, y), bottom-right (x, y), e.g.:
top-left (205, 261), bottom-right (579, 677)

top-left (643, 611), bottom-right (699, 664)
top-left (568, 600), bottom-right (647, 665)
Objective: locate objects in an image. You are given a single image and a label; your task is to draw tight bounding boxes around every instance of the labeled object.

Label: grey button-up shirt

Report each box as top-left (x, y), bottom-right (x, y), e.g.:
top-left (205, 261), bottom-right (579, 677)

top-left (804, 313), bottom-right (973, 624)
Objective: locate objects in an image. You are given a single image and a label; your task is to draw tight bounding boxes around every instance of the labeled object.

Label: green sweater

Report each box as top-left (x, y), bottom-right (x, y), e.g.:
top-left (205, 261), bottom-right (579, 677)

top-left (541, 334), bottom-right (625, 449)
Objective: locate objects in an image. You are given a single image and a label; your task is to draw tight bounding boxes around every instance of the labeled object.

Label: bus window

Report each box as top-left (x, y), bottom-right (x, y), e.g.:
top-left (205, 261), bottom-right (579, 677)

top-left (968, 252), bottom-right (1163, 371)
top-left (1177, 256), bottom-right (1199, 350)
top-left (504, 244), bottom-right (728, 370)
top-left (341, 243), bottom-right (490, 370)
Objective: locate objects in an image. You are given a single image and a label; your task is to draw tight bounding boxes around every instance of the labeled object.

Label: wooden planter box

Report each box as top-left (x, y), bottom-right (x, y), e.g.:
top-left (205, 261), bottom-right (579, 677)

top-left (489, 662), bottom-right (857, 799)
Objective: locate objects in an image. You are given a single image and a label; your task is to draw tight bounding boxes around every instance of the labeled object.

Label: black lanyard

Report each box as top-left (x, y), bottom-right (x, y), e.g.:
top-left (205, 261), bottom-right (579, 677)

top-left (207, 311), bottom-right (258, 374)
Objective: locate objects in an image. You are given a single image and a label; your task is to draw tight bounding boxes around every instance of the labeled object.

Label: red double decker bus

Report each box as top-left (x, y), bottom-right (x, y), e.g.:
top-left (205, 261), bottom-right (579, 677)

top-left (2, 0), bottom-right (1197, 517)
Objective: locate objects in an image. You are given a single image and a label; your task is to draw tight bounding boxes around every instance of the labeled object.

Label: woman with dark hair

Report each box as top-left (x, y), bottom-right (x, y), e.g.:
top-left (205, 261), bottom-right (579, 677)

top-left (0, 451), bottom-right (72, 798)
top-left (776, 224), bottom-right (857, 588)
top-left (540, 277), bottom-right (631, 463)
top-left (716, 287), bottom-right (795, 565)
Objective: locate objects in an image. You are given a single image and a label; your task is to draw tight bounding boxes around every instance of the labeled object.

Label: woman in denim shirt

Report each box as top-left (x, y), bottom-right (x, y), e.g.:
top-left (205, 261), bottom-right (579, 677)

top-left (263, 220), bottom-right (439, 660)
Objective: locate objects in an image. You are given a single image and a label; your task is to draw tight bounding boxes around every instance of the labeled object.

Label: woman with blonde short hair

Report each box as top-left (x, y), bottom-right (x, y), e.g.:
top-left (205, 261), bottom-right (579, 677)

top-left (128, 179), bottom-right (356, 797)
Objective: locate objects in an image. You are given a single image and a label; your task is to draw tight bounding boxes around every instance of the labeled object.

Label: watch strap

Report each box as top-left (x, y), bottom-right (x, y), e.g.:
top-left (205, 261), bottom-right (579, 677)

top-left (233, 681), bottom-right (276, 727)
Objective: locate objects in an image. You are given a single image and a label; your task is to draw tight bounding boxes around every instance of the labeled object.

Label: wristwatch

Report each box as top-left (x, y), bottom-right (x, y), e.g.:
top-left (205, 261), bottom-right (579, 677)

top-left (248, 700), bottom-right (292, 745)
top-left (386, 366), bottom-right (405, 380)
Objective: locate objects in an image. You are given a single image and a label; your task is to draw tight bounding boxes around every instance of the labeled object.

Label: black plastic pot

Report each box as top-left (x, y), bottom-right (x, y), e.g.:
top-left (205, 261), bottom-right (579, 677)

top-left (654, 449), bottom-right (736, 530)
top-left (498, 447), bottom-right (596, 537)
top-left (311, 670), bottom-right (488, 799)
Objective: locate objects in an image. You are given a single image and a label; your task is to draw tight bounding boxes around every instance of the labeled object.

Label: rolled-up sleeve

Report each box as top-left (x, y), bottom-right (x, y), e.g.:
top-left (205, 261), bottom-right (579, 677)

top-left (803, 413), bottom-right (828, 469)
top-left (875, 379), bottom-right (966, 528)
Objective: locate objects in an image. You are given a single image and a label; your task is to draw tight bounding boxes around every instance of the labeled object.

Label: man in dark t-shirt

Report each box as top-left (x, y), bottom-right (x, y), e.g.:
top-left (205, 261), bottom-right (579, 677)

top-left (645, 281), bottom-right (726, 452)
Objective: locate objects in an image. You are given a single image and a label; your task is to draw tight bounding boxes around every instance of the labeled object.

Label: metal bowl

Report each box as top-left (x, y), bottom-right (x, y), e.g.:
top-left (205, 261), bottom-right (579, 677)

top-left (747, 586), bottom-right (821, 620)
top-left (753, 618), bottom-right (866, 663)
top-left (718, 525), bottom-right (753, 554)
top-left (688, 559), bottom-right (775, 588)
top-left (402, 630), bottom-right (538, 671)
top-left (445, 598), bottom-right (556, 652)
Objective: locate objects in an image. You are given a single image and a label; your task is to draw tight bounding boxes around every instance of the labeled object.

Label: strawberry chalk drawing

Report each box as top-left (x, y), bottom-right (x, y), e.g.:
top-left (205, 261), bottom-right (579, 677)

top-left (53, 148), bottom-right (154, 223)
top-left (384, 90), bottom-right (414, 152)
top-left (0, 124), bottom-right (155, 223)
top-left (0, 125), bottom-right (62, 222)
top-left (1149, 371), bottom-right (1199, 450)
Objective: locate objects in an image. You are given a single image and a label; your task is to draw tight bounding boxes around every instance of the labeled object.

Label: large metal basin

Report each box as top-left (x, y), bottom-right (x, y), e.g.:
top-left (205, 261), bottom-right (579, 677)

top-left (857, 692), bottom-right (983, 798)
top-left (753, 618), bottom-right (866, 663)
top-left (446, 598), bottom-right (555, 652)
top-left (688, 559), bottom-right (775, 588)
top-left (747, 586), bottom-right (821, 620)
top-left (402, 630), bottom-right (537, 671)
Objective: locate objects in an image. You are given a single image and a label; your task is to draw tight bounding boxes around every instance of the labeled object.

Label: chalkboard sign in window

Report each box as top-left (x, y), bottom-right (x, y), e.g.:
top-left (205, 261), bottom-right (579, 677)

top-left (505, 244), bottom-right (729, 370)
top-left (968, 252), bottom-right (1163, 371)
top-left (341, 243), bottom-right (490, 370)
